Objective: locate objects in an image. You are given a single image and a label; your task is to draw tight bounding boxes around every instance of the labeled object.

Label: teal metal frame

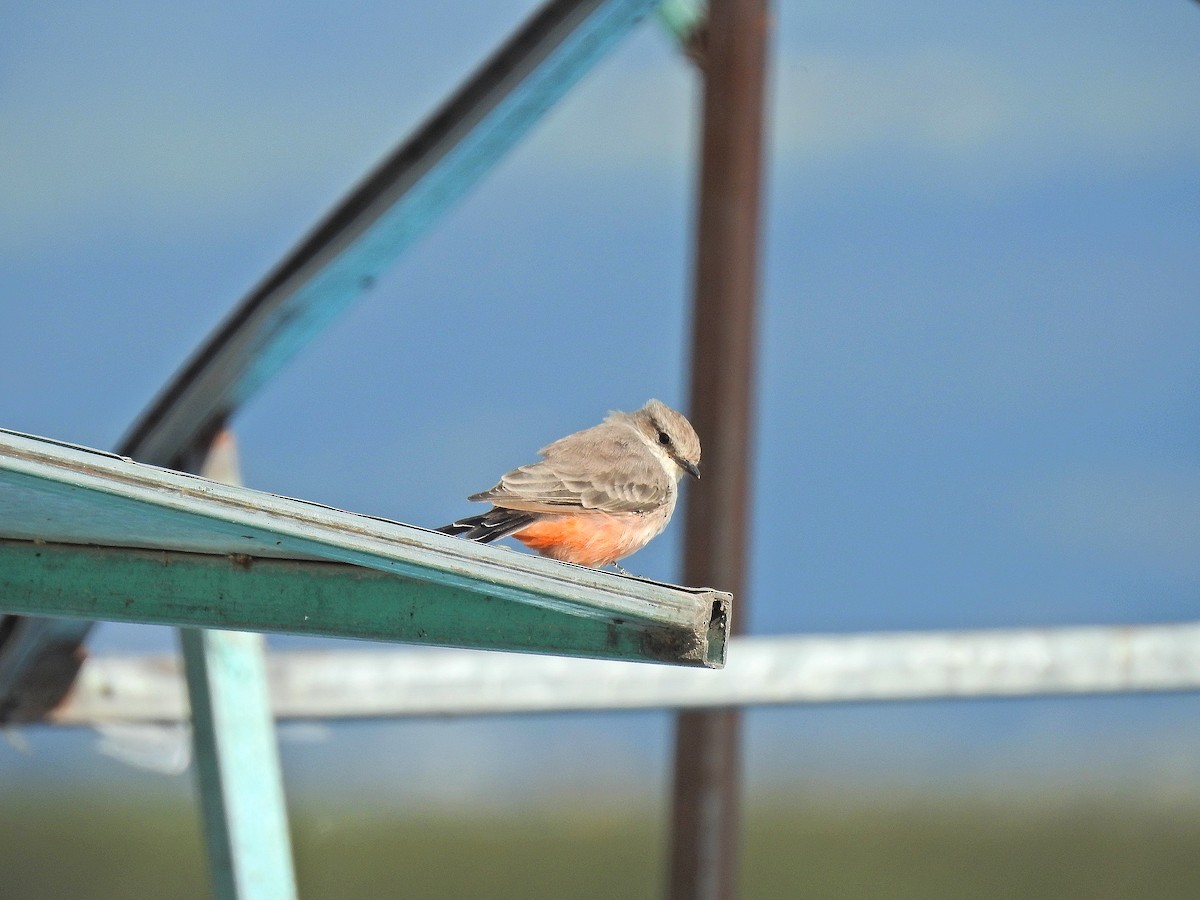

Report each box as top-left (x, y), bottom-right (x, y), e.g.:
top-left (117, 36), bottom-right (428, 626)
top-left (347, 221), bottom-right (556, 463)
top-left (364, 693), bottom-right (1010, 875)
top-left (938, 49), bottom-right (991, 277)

top-left (0, 429), bottom-right (729, 666)
top-left (182, 628), bottom-right (298, 900)
top-left (0, 426), bottom-right (728, 900)
top-left (0, 1), bottom-right (718, 897)
top-left (0, 0), bottom-right (695, 722)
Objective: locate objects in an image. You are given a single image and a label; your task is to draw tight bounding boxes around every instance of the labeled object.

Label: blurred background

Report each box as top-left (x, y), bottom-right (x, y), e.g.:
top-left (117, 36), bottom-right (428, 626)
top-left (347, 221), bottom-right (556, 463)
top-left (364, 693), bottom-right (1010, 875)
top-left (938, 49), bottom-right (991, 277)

top-left (3, 1), bottom-right (1200, 896)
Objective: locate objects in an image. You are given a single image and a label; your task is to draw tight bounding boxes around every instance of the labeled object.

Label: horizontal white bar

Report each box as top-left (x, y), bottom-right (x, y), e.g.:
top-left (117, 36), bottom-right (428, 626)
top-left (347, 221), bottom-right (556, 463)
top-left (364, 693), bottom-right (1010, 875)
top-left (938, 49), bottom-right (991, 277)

top-left (50, 621), bottom-right (1200, 725)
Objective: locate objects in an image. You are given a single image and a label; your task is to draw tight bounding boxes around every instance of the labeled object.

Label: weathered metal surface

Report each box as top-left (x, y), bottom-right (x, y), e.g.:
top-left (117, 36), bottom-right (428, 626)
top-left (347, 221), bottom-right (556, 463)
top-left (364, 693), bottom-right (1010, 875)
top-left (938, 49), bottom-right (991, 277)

top-left (0, 428), bottom-right (729, 648)
top-left (0, 430), bottom-right (730, 708)
top-left (669, 0), bottom-right (770, 897)
top-left (182, 628), bottom-right (298, 900)
top-left (0, 541), bottom-right (720, 668)
top-left (50, 623), bottom-right (1200, 725)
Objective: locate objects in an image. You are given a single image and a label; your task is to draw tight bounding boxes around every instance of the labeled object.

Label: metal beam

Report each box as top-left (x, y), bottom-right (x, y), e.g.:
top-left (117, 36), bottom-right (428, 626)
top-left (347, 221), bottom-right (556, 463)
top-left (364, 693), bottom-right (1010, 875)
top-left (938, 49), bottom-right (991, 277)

top-left (118, 0), bottom-right (662, 470)
top-left (50, 622), bottom-right (1200, 725)
top-left (181, 628), bottom-right (297, 900)
top-left (669, 0), bottom-right (769, 898)
top-left (0, 541), bottom-right (722, 668)
top-left (0, 429), bottom-right (729, 725)
top-left (0, 428), bottom-right (728, 651)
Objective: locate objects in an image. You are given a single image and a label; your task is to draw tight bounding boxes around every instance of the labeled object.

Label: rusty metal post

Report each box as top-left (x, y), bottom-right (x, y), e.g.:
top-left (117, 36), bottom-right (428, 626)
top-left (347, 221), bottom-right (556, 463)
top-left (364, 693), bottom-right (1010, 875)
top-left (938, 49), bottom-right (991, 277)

top-left (666, 0), bottom-right (769, 898)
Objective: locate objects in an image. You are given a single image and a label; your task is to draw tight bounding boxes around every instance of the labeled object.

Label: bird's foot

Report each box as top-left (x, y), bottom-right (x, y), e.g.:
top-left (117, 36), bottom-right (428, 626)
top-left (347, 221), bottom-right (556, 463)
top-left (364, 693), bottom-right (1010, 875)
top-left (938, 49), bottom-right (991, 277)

top-left (610, 562), bottom-right (631, 576)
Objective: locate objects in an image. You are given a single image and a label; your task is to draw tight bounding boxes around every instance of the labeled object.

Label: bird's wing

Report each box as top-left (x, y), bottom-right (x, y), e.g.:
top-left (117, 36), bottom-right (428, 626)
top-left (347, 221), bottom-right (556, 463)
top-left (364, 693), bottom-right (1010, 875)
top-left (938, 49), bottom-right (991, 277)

top-left (469, 422), bottom-right (670, 515)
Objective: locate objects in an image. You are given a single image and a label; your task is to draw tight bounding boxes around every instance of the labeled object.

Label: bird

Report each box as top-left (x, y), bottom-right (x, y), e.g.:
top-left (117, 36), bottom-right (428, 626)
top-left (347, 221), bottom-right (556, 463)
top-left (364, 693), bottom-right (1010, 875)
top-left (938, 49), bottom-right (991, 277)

top-left (437, 399), bottom-right (701, 571)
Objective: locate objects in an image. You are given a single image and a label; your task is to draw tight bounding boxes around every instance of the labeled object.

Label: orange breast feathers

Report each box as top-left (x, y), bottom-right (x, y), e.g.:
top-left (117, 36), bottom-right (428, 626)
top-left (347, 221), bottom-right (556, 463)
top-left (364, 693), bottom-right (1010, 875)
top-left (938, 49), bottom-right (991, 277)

top-left (510, 512), bottom-right (664, 567)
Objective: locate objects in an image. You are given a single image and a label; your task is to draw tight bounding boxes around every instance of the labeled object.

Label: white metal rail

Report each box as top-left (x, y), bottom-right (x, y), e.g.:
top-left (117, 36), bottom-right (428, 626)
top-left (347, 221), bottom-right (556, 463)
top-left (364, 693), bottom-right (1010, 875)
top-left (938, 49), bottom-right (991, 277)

top-left (52, 622), bottom-right (1200, 725)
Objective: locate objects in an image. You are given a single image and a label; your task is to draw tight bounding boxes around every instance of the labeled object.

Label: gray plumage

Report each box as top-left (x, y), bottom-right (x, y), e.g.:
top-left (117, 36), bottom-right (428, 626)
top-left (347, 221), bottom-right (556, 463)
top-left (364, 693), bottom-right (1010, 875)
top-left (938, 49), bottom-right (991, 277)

top-left (437, 399), bottom-right (701, 543)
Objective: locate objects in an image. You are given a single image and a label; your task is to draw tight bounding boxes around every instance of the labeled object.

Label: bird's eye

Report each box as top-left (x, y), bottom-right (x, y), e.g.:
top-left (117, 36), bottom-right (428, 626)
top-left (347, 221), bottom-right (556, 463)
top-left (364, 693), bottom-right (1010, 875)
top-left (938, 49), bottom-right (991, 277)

top-left (658, 431), bottom-right (671, 446)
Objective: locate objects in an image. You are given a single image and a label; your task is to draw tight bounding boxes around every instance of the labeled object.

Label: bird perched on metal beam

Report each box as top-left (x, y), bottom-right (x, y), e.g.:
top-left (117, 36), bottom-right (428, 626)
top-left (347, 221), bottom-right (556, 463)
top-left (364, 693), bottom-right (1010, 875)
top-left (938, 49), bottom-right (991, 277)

top-left (438, 399), bottom-right (701, 572)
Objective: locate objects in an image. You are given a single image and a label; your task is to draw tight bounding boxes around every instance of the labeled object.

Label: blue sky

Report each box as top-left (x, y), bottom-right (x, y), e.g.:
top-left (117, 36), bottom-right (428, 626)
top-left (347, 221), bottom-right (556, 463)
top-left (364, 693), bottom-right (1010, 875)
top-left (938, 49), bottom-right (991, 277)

top-left (3, 0), bottom-right (1200, 799)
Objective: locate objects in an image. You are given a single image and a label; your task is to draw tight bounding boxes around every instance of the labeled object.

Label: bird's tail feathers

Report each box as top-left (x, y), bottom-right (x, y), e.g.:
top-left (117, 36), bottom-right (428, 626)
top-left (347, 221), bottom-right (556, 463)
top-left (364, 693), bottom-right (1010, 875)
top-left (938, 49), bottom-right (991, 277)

top-left (436, 508), bottom-right (534, 544)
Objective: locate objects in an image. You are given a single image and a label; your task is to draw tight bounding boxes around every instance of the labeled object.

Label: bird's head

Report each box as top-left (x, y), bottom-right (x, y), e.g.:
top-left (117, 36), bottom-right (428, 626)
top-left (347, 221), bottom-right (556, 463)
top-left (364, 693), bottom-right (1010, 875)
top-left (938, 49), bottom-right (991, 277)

top-left (634, 399), bottom-right (701, 480)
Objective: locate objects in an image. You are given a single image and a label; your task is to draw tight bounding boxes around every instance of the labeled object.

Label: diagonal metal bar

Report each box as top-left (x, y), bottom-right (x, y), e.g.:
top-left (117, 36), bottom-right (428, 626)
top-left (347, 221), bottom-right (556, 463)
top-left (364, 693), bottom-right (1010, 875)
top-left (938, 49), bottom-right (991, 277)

top-left (118, 0), bottom-right (662, 469)
top-left (0, 0), bottom-right (668, 720)
top-left (0, 428), bottom-right (729, 639)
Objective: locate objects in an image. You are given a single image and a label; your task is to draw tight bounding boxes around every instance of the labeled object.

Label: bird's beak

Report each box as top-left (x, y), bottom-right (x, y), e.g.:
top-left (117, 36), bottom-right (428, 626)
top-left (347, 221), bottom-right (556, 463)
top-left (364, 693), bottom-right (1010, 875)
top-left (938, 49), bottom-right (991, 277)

top-left (682, 460), bottom-right (701, 480)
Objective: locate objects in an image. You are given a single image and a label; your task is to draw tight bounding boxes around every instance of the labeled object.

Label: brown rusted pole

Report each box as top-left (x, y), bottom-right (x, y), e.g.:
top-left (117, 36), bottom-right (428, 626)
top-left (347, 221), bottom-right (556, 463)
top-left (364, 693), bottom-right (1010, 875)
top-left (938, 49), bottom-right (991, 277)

top-left (666, 0), bottom-right (769, 897)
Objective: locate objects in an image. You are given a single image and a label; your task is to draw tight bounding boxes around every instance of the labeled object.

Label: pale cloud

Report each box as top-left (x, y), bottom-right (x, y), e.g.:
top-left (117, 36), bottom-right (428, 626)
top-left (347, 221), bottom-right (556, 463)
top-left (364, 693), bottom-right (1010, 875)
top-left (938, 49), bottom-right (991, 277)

top-left (539, 44), bottom-right (1200, 189)
top-left (776, 51), bottom-right (1021, 161)
top-left (0, 4), bottom-right (450, 253)
top-left (0, 73), bottom-right (419, 251)
top-left (4, 14), bottom-right (1198, 253)
top-left (773, 49), bottom-right (1200, 184)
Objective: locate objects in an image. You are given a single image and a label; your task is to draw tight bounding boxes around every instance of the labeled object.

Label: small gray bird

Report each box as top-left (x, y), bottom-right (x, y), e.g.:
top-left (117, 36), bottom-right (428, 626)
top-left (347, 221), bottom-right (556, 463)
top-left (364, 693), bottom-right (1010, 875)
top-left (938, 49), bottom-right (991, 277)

top-left (438, 399), bottom-right (701, 569)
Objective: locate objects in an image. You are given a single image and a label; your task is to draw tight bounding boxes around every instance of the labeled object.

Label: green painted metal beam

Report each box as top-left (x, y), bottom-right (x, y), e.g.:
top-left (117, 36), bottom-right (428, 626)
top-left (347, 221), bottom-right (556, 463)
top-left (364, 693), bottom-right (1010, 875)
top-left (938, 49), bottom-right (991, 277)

top-left (0, 428), bottom-right (730, 706)
top-left (0, 429), bottom-right (728, 642)
top-left (0, 540), bottom-right (720, 666)
top-left (181, 628), bottom-right (298, 900)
